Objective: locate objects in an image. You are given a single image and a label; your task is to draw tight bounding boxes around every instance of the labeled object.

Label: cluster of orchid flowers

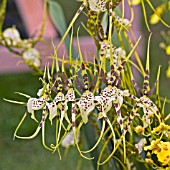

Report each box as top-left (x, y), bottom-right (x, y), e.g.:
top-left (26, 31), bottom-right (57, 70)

top-left (8, 34), bottom-right (170, 169)
top-left (4, 0), bottom-right (170, 169)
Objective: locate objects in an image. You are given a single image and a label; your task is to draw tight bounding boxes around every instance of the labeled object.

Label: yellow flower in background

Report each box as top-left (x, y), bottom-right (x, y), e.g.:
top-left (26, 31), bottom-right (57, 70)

top-left (152, 123), bottom-right (170, 134)
top-left (150, 5), bottom-right (164, 25)
top-left (144, 139), bottom-right (161, 154)
top-left (150, 14), bottom-right (160, 24)
top-left (157, 142), bottom-right (170, 166)
top-left (144, 140), bottom-right (170, 166)
top-left (166, 45), bottom-right (170, 55)
top-left (131, 0), bottom-right (141, 5)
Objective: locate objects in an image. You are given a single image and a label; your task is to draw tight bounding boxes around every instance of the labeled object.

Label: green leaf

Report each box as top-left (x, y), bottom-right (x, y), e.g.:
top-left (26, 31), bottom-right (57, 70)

top-left (48, 0), bottom-right (77, 59)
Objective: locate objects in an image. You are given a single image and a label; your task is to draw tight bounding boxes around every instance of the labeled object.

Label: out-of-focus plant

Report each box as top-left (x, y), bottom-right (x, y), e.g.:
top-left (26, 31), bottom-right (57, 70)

top-left (150, 0), bottom-right (170, 25)
top-left (131, 0), bottom-right (170, 31)
top-left (159, 30), bottom-right (170, 77)
top-left (3, 0), bottom-right (170, 170)
top-left (0, 0), bottom-right (49, 74)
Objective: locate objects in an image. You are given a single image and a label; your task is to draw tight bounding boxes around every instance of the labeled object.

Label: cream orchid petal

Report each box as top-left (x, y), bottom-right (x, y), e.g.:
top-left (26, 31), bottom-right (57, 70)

top-left (95, 86), bottom-right (116, 114)
top-left (32, 97), bottom-right (45, 110)
top-left (77, 91), bottom-right (95, 124)
top-left (27, 98), bottom-right (35, 113)
top-left (47, 102), bottom-right (58, 123)
top-left (117, 95), bottom-right (123, 106)
top-left (123, 90), bottom-right (129, 96)
top-left (27, 97), bottom-right (45, 112)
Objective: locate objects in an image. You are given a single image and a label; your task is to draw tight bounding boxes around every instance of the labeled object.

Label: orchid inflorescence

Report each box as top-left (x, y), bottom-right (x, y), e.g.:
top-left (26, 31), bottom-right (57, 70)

top-left (4, 0), bottom-right (170, 169)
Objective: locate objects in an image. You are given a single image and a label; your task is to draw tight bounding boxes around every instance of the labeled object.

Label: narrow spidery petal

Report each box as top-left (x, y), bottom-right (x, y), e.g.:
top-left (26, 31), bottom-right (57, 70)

top-left (46, 101), bottom-right (58, 123)
top-left (47, 92), bottom-right (65, 123)
top-left (82, 119), bottom-right (106, 153)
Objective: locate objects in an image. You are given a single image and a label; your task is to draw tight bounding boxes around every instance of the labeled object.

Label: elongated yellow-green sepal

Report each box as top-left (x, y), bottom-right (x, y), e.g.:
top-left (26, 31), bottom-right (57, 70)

top-left (57, 1), bottom-right (87, 50)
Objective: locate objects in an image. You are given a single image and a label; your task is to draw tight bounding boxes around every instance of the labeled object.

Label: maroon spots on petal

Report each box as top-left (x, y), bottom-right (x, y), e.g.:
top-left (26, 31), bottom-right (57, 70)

top-left (134, 105), bottom-right (137, 109)
top-left (78, 9), bottom-right (81, 14)
top-left (103, 117), bottom-right (108, 121)
top-left (145, 70), bottom-right (149, 75)
top-left (117, 109), bottom-right (121, 116)
top-left (72, 108), bottom-right (76, 114)
top-left (143, 82), bottom-right (149, 86)
top-left (118, 67), bottom-right (122, 71)
top-left (131, 111), bottom-right (134, 116)
top-left (119, 119), bottom-right (123, 125)
top-left (72, 121), bottom-right (76, 127)
top-left (128, 117), bottom-right (132, 122)
top-left (114, 103), bottom-right (118, 108)
top-left (122, 129), bottom-right (124, 134)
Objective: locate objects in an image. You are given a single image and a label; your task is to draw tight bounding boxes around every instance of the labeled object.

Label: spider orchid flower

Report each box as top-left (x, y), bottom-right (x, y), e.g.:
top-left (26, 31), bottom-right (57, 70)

top-left (96, 86), bottom-right (129, 121)
top-left (27, 97), bottom-right (46, 122)
top-left (1, 27), bottom-right (32, 49)
top-left (83, 81), bottom-right (131, 155)
top-left (95, 85), bottom-right (117, 119)
top-left (88, 0), bottom-right (107, 12)
top-left (99, 41), bottom-right (126, 70)
top-left (27, 83), bottom-right (50, 122)
top-left (138, 96), bottom-right (159, 128)
top-left (47, 92), bottom-right (65, 123)
top-left (77, 90), bottom-right (95, 124)
top-left (81, 85), bottom-right (118, 154)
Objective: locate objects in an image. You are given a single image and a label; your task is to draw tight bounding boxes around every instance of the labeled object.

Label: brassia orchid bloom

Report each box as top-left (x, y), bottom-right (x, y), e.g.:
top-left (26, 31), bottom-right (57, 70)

top-left (4, 0), bottom-right (170, 169)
